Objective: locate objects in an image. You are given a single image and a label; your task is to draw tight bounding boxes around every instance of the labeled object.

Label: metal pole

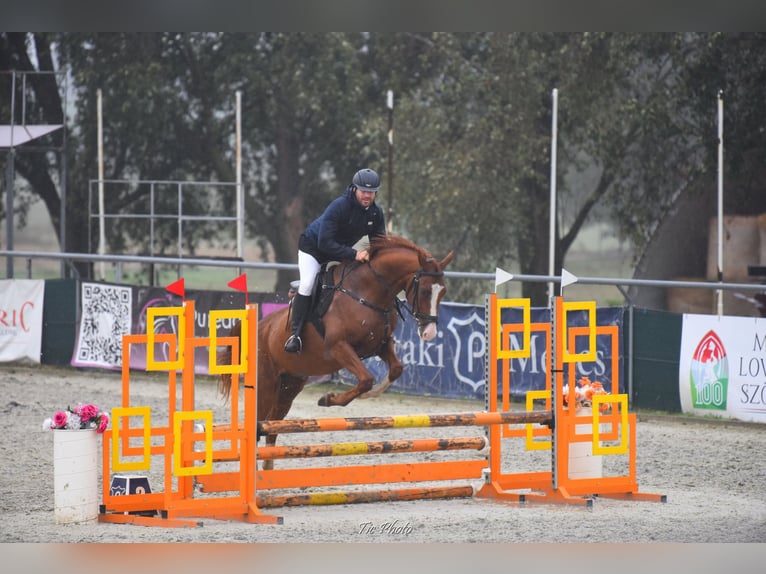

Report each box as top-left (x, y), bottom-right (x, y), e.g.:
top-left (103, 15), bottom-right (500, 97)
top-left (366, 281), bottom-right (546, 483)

top-left (548, 88), bottom-right (558, 302)
top-left (60, 72), bottom-right (68, 278)
top-left (5, 72), bottom-right (16, 278)
top-left (236, 90), bottom-right (243, 273)
top-left (628, 303), bottom-right (634, 408)
top-left (97, 89), bottom-right (105, 280)
top-left (5, 148), bottom-right (14, 278)
top-left (716, 90), bottom-right (724, 316)
top-left (386, 89), bottom-right (394, 232)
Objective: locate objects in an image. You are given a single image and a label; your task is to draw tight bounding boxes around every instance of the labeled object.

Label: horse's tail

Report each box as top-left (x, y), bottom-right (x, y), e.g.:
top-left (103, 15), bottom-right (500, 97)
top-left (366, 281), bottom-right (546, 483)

top-left (216, 319), bottom-right (241, 401)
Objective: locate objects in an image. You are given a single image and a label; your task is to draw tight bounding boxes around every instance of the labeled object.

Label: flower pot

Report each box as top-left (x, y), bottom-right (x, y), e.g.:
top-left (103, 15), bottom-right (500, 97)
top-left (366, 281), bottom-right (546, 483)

top-left (568, 407), bottom-right (603, 480)
top-left (53, 429), bottom-right (99, 524)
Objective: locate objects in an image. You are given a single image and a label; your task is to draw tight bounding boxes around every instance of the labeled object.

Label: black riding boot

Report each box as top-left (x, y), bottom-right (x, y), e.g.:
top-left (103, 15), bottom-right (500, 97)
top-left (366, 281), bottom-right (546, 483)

top-left (284, 293), bottom-right (311, 353)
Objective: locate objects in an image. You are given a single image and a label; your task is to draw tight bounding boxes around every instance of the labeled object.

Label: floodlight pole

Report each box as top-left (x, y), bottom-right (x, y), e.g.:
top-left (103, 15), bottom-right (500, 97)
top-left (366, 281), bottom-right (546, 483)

top-left (236, 91), bottom-right (243, 275)
top-left (548, 88), bottom-right (559, 302)
top-left (386, 89), bottom-right (394, 232)
top-left (5, 72), bottom-right (15, 278)
top-left (97, 89), bottom-right (106, 281)
top-left (716, 90), bottom-right (724, 317)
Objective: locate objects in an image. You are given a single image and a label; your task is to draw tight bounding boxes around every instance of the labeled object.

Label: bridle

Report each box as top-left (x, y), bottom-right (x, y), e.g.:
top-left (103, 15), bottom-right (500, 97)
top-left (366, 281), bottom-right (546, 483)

top-left (402, 266), bottom-right (444, 326)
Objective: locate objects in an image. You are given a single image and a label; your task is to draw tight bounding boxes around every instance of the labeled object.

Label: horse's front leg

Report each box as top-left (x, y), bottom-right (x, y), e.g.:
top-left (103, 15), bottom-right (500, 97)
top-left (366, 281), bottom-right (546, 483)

top-left (359, 338), bottom-right (402, 399)
top-left (318, 341), bottom-right (375, 407)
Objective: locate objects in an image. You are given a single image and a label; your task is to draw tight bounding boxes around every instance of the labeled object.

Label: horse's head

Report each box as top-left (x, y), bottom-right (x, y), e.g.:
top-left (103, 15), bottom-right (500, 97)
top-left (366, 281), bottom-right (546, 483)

top-left (405, 249), bottom-right (454, 341)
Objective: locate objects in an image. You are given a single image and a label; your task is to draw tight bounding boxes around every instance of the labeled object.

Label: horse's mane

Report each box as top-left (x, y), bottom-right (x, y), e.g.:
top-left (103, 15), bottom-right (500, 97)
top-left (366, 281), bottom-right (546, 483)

top-left (368, 234), bottom-right (432, 260)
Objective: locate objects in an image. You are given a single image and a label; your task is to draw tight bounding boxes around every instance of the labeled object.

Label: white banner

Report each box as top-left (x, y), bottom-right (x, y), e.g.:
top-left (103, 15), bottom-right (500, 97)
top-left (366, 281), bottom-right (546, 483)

top-left (679, 313), bottom-right (766, 423)
top-left (0, 279), bottom-right (46, 363)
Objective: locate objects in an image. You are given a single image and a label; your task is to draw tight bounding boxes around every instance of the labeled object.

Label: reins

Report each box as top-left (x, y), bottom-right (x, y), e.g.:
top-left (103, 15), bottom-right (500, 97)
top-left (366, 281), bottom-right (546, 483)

top-left (325, 261), bottom-right (397, 343)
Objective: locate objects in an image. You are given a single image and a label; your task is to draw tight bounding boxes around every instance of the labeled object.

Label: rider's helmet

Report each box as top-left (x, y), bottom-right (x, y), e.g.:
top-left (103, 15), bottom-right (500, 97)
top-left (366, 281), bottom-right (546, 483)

top-left (352, 168), bottom-right (381, 192)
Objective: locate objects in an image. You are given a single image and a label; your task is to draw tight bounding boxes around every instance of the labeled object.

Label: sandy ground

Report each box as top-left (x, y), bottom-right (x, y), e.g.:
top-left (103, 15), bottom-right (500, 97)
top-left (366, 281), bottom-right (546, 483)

top-left (1, 363), bottom-right (765, 555)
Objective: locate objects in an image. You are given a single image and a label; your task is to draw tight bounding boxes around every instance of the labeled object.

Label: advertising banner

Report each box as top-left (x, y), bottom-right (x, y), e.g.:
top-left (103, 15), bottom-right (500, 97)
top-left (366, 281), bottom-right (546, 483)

top-left (679, 313), bottom-right (766, 423)
top-left (0, 279), bottom-right (45, 363)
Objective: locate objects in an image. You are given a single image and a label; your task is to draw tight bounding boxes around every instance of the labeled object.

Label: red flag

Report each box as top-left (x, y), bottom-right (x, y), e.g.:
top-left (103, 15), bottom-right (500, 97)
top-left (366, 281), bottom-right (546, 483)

top-left (228, 273), bottom-right (249, 306)
top-left (166, 278), bottom-right (185, 299)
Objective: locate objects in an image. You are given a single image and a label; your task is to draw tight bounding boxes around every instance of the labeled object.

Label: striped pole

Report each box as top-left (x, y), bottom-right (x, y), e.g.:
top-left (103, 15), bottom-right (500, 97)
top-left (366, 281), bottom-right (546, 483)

top-left (258, 410), bottom-right (552, 436)
top-left (257, 436), bottom-right (488, 461)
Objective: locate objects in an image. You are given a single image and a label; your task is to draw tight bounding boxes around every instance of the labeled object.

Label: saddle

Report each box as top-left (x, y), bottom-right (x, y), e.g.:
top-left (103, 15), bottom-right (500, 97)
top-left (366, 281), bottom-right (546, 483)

top-left (287, 263), bottom-right (339, 338)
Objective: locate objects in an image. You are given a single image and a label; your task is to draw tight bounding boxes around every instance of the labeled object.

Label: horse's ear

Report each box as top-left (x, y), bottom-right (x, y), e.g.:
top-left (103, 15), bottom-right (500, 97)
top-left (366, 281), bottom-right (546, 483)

top-left (439, 251), bottom-right (454, 270)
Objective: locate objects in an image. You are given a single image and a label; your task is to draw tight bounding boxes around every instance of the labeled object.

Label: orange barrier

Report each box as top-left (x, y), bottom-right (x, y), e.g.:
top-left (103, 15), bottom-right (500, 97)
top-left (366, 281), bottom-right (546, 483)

top-left (475, 294), bottom-right (665, 506)
top-left (99, 301), bottom-right (281, 527)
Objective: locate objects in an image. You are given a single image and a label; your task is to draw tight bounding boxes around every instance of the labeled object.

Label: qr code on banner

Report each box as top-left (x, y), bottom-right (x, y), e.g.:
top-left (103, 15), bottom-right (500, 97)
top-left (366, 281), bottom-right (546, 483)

top-left (75, 283), bottom-right (132, 367)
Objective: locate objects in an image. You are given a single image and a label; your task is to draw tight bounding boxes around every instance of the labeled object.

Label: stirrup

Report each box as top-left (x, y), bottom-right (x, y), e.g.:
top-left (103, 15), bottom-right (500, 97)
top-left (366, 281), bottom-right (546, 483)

top-left (284, 334), bottom-right (302, 353)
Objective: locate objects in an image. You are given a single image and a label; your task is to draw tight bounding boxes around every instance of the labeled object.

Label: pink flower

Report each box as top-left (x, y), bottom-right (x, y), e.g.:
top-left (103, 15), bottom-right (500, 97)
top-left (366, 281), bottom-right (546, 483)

top-left (78, 404), bottom-right (99, 422)
top-left (52, 411), bottom-right (68, 428)
top-left (97, 414), bottom-right (109, 433)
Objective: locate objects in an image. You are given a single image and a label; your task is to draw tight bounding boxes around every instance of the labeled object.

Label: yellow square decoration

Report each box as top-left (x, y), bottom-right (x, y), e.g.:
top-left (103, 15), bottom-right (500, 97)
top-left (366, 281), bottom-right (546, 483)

top-left (208, 309), bottom-right (248, 375)
top-left (146, 306), bottom-right (185, 371)
top-left (496, 298), bottom-right (531, 359)
top-left (173, 410), bottom-right (213, 476)
top-left (592, 394), bottom-right (628, 455)
top-left (111, 406), bottom-right (152, 471)
top-left (561, 301), bottom-right (596, 363)
top-left (525, 390), bottom-right (551, 451)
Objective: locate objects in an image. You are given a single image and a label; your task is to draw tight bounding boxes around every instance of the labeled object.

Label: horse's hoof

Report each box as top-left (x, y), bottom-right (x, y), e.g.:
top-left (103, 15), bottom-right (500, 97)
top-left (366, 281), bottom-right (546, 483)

top-left (318, 393), bottom-right (333, 407)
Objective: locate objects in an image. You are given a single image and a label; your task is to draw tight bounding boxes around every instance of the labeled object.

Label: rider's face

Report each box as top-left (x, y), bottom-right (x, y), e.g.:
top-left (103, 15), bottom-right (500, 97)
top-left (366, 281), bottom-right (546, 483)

top-left (355, 187), bottom-right (377, 207)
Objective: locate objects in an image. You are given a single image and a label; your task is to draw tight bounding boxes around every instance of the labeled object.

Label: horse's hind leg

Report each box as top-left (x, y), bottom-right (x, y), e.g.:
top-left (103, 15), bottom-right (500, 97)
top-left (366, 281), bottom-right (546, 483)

top-left (360, 337), bottom-right (402, 399)
top-left (259, 374), bottom-right (307, 470)
top-left (318, 342), bottom-right (375, 407)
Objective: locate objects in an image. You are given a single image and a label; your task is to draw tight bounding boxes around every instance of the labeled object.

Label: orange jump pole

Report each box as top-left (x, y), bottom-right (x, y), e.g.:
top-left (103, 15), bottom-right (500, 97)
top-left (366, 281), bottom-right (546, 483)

top-left (256, 485), bottom-right (474, 508)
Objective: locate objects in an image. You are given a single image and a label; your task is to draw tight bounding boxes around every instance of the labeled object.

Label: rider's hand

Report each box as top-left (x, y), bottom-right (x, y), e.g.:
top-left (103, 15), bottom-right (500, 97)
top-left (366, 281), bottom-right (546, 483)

top-left (355, 249), bottom-right (370, 262)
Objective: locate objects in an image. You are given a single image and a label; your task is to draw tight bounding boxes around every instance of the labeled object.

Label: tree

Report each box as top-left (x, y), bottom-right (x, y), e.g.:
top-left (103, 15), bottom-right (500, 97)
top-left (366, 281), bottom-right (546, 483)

top-left (4, 32), bottom-right (766, 304)
top-left (390, 33), bottom-right (762, 305)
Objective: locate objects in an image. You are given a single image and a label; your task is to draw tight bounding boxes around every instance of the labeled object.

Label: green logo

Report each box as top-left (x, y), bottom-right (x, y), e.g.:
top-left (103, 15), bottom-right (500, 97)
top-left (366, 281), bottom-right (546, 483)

top-left (689, 330), bottom-right (728, 410)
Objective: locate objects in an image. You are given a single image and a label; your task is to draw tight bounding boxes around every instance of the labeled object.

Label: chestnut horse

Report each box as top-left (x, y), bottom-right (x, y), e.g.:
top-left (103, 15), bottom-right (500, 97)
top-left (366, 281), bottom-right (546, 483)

top-left (217, 235), bottom-right (453, 467)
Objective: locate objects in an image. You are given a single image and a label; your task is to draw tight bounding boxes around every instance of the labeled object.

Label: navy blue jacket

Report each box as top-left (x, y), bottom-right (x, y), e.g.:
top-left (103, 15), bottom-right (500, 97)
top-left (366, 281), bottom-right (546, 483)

top-left (299, 186), bottom-right (386, 263)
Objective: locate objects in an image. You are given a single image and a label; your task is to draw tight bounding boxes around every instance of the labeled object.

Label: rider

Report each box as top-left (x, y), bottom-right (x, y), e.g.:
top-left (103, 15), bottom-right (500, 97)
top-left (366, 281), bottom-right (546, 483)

top-left (284, 168), bottom-right (387, 353)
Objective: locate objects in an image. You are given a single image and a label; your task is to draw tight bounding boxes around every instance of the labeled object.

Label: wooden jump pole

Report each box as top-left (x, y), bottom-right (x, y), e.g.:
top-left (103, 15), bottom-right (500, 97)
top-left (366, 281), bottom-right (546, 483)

top-left (256, 485), bottom-right (474, 508)
top-left (257, 410), bottom-right (552, 435)
top-left (256, 436), bottom-right (488, 461)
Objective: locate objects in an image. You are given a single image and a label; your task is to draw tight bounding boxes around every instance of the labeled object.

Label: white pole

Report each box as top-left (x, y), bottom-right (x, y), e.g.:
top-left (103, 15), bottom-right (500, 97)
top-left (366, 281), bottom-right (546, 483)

top-left (717, 90), bottom-right (724, 317)
top-left (97, 89), bottom-right (105, 281)
top-left (548, 88), bottom-right (558, 302)
top-left (236, 91), bottom-right (243, 265)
